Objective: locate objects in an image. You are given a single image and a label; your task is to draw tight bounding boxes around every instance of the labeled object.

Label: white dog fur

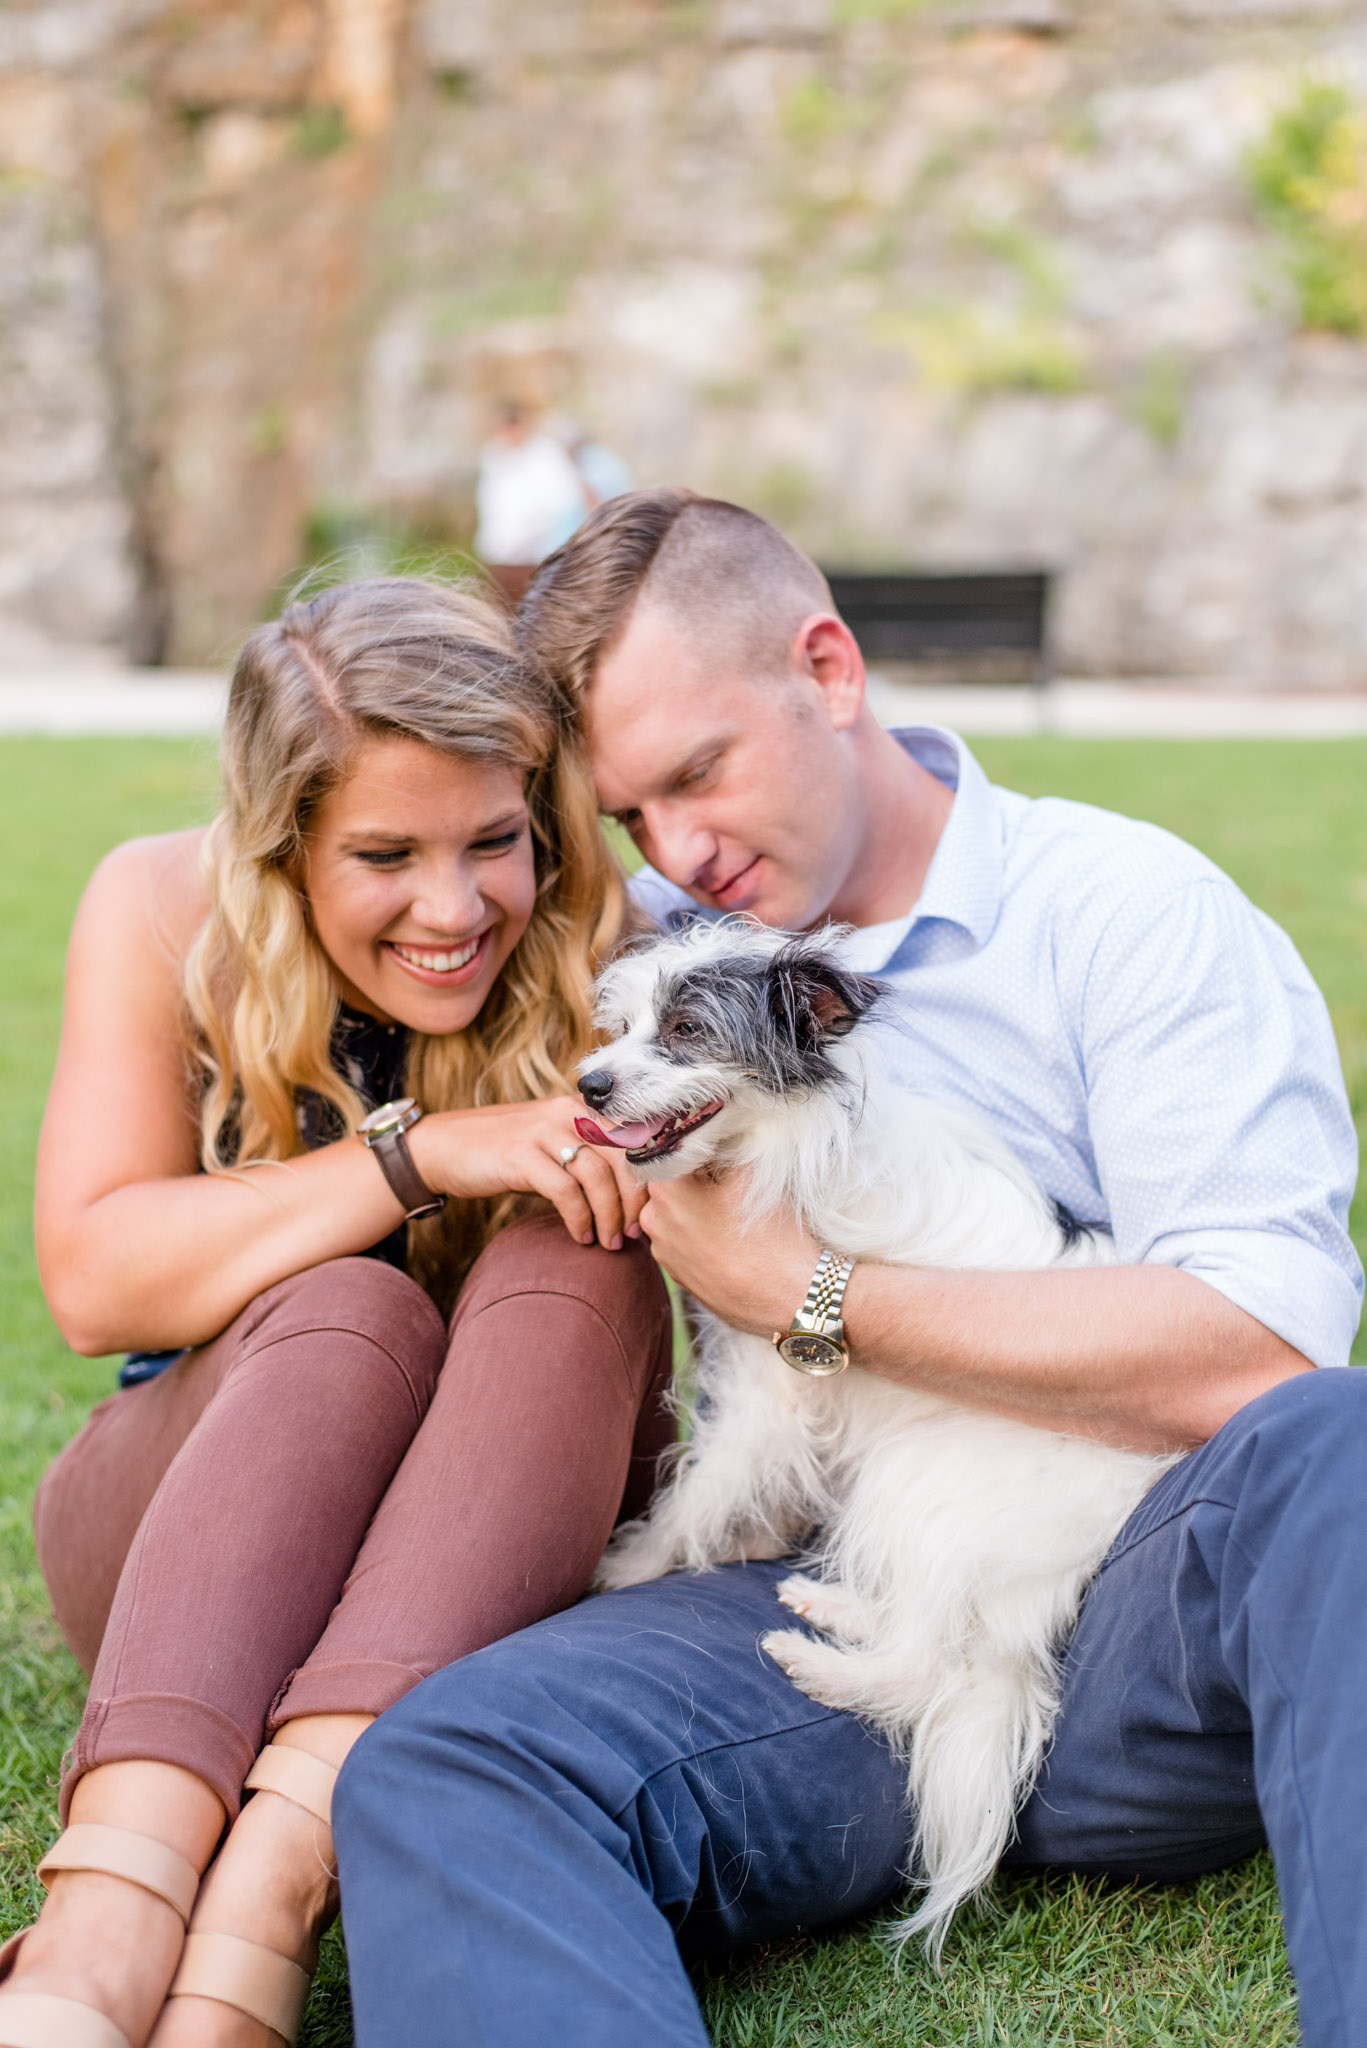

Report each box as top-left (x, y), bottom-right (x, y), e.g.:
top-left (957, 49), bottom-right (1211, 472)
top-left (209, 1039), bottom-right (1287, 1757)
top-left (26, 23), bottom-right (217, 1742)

top-left (576, 918), bottom-right (1177, 1953)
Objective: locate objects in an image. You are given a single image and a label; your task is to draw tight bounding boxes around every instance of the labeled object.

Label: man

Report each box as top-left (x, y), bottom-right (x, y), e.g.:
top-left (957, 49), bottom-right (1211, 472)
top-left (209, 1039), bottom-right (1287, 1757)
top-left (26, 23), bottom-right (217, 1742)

top-left (334, 490), bottom-right (1364, 2046)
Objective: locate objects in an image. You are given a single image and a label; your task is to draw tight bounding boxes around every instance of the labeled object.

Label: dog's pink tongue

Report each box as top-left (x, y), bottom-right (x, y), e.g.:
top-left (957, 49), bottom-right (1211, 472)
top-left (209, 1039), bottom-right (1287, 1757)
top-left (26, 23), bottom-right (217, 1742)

top-left (574, 1115), bottom-right (665, 1150)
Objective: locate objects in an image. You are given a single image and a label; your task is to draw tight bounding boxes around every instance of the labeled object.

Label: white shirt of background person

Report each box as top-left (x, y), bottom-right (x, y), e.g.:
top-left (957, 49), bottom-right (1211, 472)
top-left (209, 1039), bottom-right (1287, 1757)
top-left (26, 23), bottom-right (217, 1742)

top-left (474, 430), bottom-right (588, 569)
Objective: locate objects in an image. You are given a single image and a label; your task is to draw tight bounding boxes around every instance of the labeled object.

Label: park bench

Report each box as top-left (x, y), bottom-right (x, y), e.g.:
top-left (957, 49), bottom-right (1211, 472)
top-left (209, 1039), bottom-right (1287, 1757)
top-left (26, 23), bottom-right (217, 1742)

top-left (822, 569), bottom-right (1053, 690)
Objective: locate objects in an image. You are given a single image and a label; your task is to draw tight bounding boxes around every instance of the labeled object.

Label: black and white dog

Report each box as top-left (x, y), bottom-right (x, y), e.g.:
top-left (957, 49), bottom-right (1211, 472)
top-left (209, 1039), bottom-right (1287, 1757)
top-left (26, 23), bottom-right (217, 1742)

top-left (574, 919), bottom-right (1176, 1953)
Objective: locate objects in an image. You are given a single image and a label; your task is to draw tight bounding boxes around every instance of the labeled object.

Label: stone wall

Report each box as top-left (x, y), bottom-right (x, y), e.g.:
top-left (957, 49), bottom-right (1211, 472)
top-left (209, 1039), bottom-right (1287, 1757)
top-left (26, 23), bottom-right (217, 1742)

top-left (0, 0), bottom-right (403, 666)
top-left (8, 0), bottom-right (1367, 681)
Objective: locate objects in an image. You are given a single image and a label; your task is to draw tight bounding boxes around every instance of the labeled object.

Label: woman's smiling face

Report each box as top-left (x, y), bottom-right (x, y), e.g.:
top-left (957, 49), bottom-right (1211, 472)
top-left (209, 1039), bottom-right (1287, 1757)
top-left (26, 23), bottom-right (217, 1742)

top-left (302, 733), bottom-right (538, 1034)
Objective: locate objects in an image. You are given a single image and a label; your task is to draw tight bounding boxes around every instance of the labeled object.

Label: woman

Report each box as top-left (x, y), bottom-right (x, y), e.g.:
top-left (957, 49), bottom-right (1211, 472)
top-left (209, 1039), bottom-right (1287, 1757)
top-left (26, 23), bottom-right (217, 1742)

top-left (0, 579), bottom-right (672, 2048)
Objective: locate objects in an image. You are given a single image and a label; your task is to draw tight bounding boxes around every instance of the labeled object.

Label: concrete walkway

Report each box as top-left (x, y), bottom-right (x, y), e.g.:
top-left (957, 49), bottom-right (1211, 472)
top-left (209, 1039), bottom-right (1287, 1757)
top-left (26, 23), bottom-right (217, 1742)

top-left (4, 668), bottom-right (1367, 738)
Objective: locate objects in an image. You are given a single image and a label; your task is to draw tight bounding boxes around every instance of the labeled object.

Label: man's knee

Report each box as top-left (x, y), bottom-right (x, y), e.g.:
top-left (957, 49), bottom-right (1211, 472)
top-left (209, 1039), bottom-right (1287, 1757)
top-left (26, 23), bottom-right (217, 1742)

top-left (335, 1641), bottom-right (603, 1864)
top-left (1212, 1367), bottom-right (1367, 1489)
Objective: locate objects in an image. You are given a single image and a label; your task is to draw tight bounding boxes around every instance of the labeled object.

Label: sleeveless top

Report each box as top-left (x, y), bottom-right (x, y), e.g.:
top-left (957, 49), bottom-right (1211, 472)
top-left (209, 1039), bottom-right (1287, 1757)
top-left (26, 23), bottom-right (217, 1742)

top-left (119, 1003), bottom-right (413, 1388)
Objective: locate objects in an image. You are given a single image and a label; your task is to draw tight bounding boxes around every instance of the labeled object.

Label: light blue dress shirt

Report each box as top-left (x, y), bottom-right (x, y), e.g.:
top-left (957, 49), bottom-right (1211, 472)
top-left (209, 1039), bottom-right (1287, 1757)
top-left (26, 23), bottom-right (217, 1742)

top-left (630, 727), bottom-right (1363, 1370)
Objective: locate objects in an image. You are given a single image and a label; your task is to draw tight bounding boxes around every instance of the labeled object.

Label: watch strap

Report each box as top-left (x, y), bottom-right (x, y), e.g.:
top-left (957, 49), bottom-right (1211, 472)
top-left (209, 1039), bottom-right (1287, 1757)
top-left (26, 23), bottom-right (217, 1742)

top-left (794, 1248), bottom-right (854, 1336)
top-left (367, 1125), bottom-right (445, 1220)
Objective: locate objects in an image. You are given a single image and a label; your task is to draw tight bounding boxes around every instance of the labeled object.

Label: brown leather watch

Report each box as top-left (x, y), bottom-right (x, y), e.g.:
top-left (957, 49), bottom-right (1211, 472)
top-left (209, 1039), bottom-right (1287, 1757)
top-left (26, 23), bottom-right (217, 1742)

top-left (358, 1098), bottom-right (446, 1219)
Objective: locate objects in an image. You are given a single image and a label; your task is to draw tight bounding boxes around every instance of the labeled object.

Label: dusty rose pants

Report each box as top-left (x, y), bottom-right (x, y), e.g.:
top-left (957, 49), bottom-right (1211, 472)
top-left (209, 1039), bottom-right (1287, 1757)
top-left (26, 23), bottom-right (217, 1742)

top-left (34, 1213), bottom-right (674, 1821)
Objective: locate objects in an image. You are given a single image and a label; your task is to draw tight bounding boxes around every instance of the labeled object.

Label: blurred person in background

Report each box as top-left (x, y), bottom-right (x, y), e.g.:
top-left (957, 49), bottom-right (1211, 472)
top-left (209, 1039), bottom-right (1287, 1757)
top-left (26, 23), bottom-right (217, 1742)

top-left (474, 400), bottom-right (587, 607)
top-left (0, 577), bottom-right (670, 2048)
top-left (541, 420), bottom-right (634, 557)
top-left (569, 427), bottom-right (633, 512)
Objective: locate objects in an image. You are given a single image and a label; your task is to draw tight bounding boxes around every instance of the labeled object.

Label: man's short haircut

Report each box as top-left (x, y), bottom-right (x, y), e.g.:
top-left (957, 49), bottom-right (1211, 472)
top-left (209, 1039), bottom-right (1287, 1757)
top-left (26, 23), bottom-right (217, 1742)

top-left (517, 486), bottom-right (834, 699)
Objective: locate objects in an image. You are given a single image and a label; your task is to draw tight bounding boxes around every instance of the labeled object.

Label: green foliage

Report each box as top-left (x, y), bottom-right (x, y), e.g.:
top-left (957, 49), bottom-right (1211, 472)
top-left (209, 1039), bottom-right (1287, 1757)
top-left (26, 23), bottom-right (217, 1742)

top-left (1129, 351), bottom-right (1190, 448)
top-left (830, 0), bottom-right (929, 23)
top-left (1246, 78), bottom-right (1367, 337)
top-left (249, 403), bottom-right (290, 458)
top-left (280, 505), bottom-right (483, 613)
top-left (293, 103), bottom-right (352, 159)
top-left (427, 269), bottom-right (571, 335)
top-left (749, 460), bottom-right (818, 527)
top-left (874, 301), bottom-right (1086, 396)
top-left (965, 217), bottom-right (1067, 310)
top-left (4, 735), bottom-right (1367, 2041)
top-left (780, 75), bottom-right (869, 152)
top-left (869, 216), bottom-right (1085, 399)
top-left (433, 67), bottom-right (476, 103)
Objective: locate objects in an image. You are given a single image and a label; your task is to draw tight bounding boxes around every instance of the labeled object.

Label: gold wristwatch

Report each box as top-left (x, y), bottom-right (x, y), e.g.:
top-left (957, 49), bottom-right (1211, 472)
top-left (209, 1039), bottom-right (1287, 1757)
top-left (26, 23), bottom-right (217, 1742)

top-left (358, 1098), bottom-right (446, 1219)
top-left (773, 1248), bottom-right (855, 1376)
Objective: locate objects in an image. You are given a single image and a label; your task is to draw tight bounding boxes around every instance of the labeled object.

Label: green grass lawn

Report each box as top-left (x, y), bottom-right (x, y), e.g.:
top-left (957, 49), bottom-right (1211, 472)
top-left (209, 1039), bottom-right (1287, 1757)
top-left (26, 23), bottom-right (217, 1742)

top-left (2, 733), bottom-right (1364, 2046)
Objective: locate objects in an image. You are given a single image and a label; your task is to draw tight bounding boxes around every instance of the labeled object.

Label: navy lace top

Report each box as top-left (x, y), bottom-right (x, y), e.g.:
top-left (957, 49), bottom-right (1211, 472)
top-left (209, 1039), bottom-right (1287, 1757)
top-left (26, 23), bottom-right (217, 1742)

top-left (120, 1003), bottom-right (412, 1388)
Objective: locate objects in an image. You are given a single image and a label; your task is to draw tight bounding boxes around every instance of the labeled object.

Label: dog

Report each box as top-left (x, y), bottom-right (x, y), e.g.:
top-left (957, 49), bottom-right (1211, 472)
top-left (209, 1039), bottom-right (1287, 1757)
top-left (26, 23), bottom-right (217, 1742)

top-left (574, 918), bottom-right (1178, 1953)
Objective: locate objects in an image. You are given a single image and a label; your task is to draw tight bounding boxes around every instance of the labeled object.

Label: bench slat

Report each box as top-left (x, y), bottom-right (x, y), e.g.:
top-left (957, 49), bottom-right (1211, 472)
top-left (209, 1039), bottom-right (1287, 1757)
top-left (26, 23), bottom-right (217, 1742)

top-left (823, 570), bottom-right (1051, 666)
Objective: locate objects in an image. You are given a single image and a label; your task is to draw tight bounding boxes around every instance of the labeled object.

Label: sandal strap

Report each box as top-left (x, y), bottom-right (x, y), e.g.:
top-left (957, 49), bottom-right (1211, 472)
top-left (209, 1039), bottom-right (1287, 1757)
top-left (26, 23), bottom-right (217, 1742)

top-left (170, 1931), bottom-right (311, 2042)
top-left (0, 1990), bottom-right (131, 2048)
top-left (244, 1745), bottom-right (337, 1829)
top-left (37, 1824), bottom-right (199, 1925)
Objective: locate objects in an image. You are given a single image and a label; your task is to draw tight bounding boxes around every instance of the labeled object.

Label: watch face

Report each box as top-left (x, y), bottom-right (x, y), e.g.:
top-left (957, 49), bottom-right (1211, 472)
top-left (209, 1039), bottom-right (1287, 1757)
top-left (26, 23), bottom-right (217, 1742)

top-left (359, 1096), bottom-right (417, 1137)
top-left (777, 1332), bottom-right (848, 1377)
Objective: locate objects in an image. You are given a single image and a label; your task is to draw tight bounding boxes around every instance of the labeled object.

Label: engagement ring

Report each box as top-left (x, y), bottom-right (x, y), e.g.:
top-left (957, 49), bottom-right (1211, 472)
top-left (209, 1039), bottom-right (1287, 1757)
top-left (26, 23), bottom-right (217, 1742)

top-left (559, 1142), bottom-right (584, 1166)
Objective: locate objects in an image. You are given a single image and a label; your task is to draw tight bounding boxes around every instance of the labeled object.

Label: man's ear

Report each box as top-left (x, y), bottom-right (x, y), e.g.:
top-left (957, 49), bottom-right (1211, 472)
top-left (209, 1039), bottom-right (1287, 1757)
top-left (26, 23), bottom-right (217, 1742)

top-left (766, 947), bottom-right (882, 1046)
top-left (792, 613), bottom-right (865, 732)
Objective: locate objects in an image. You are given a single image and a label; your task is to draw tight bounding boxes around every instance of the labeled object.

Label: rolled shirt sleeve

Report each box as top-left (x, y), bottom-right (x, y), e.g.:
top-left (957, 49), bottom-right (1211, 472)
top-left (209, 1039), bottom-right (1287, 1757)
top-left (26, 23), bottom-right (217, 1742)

top-left (1078, 877), bottom-right (1362, 1368)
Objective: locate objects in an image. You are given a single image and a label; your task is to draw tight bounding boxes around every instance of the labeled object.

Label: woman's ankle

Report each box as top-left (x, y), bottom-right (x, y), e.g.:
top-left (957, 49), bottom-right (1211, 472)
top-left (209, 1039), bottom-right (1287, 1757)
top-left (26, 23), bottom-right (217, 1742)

top-left (187, 1790), bottom-right (338, 1965)
top-left (7, 1868), bottom-right (189, 2044)
top-left (68, 1758), bottom-right (226, 1868)
top-left (268, 1711), bottom-right (374, 1773)
top-left (1, 1760), bottom-right (226, 2039)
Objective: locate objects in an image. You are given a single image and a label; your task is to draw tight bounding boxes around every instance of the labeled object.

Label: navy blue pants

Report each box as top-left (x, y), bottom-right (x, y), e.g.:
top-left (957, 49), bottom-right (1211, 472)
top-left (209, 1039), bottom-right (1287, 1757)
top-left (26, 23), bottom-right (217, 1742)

top-left (334, 1372), bottom-right (1367, 2047)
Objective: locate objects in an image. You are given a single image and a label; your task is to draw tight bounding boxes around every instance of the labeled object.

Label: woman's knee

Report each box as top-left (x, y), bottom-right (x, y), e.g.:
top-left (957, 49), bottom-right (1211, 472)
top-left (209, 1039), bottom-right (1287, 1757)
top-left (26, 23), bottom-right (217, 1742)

top-left (454, 1214), bottom-right (671, 1359)
top-left (237, 1256), bottom-right (448, 1409)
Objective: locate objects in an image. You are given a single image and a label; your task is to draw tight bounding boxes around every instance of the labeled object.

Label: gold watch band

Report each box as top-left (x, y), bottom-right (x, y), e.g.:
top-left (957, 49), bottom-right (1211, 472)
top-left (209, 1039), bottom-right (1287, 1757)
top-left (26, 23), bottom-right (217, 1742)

top-left (795, 1248), bottom-right (855, 1334)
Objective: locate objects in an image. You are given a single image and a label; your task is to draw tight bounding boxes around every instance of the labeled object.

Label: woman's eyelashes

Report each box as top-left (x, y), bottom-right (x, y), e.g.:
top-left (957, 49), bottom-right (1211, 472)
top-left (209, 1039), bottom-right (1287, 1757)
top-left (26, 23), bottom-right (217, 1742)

top-left (469, 827), bottom-right (524, 857)
top-left (351, 846), bottom-right (411, 869)
top-left (348, 825), bottom-right (525, 869)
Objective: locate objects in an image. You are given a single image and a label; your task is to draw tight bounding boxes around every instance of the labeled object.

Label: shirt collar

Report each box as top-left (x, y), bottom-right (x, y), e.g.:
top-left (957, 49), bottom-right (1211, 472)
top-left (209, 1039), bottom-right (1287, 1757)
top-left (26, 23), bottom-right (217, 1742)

top-left (839, 728), bottom-right (1003, 973)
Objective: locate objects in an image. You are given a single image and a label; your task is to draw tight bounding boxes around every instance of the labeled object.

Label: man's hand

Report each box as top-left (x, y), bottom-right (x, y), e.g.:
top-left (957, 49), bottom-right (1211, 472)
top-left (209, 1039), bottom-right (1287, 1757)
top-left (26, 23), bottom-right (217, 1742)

top-left (639, 1171), bottom-right (1312, 1452)
top-left (638, 1172), bottom-right (819, 1336)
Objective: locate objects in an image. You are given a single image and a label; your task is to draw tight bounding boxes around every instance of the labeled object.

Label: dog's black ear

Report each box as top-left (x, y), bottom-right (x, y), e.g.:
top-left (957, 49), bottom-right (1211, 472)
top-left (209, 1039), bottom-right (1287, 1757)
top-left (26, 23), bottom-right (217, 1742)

top-left (766, 947), bottom-right (882, 1047)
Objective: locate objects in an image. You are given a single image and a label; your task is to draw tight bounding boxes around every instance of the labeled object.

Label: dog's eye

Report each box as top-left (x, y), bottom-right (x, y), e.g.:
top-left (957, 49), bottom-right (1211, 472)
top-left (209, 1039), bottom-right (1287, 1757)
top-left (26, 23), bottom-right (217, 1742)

top-left (664, 1016), bottom-right (697, 1041)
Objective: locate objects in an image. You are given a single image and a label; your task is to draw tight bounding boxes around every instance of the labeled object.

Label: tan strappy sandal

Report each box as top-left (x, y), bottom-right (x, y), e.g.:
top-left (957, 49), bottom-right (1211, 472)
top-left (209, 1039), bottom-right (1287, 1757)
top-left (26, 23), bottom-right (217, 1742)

top-left (166, 1744), bottom-right (338, 2045)
top-left (0, 1822), bottom-right (200, 2048)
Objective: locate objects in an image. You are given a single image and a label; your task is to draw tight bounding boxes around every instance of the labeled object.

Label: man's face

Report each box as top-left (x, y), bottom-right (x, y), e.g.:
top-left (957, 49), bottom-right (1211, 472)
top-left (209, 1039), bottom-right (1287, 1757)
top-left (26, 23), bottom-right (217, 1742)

top-left (585, 601), bottom-right (863, 931)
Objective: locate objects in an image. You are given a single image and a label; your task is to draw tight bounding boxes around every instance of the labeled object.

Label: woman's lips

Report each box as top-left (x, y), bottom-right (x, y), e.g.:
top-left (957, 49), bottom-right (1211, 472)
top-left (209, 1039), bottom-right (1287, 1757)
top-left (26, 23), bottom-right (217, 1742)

top-left (383, 930), bottom-right (491, 986)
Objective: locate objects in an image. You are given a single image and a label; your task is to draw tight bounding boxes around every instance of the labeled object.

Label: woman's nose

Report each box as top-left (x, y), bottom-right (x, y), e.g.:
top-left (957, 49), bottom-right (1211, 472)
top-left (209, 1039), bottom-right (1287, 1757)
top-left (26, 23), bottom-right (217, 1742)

top-left (411, 863), bottom-right (483, 933)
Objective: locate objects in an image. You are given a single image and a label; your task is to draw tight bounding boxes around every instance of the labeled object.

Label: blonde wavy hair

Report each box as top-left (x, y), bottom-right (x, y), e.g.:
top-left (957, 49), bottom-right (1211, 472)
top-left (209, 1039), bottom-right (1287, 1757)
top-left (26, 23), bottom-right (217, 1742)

top-left (184, 575), bottom-right (625, 1306)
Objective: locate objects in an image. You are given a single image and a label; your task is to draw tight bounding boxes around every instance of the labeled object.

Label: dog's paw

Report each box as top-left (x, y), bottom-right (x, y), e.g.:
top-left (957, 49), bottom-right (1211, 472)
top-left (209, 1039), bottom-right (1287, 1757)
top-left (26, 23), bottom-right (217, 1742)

top-left (760, 1628), bottom-right (862, 1709)
top-left (776, 1575), bottom-right (872, 1642)
top-left (760, 1627), bottom-right (813, 1681)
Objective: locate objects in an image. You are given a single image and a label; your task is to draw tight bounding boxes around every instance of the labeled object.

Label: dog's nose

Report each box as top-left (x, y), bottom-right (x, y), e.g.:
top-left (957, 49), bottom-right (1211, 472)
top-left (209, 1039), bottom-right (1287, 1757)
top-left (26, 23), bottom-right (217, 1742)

top-left (578, 1069), bottom-right (615, 1110)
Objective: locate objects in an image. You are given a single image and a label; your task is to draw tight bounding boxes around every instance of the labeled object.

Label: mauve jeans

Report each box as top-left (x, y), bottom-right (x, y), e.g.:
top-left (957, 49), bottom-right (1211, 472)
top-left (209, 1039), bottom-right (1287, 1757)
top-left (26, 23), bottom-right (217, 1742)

top-left (33, 1211), bottom-right (674, 1821)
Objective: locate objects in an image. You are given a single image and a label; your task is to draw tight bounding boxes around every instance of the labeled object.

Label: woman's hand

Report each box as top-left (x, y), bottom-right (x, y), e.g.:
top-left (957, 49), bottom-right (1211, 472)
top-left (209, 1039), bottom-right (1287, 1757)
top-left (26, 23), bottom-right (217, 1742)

top-left (409, 1098), bottom-right (648, 1250)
